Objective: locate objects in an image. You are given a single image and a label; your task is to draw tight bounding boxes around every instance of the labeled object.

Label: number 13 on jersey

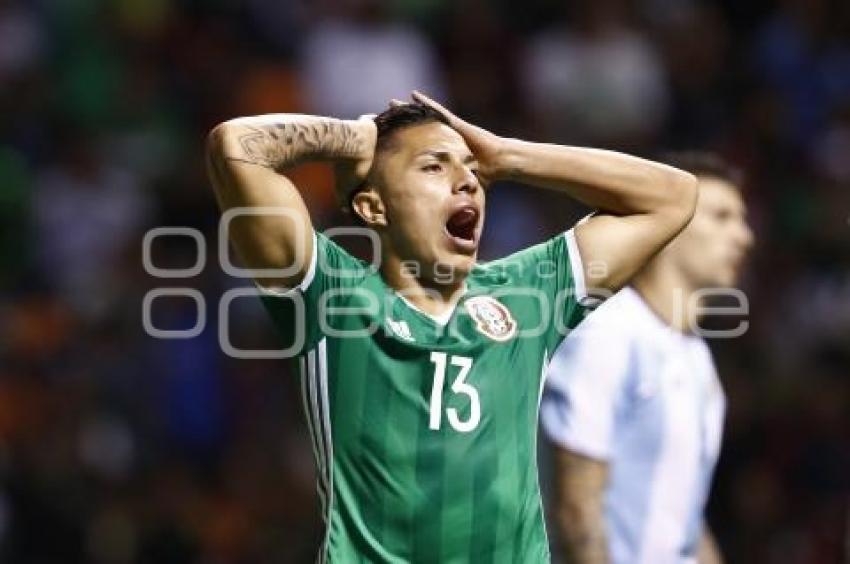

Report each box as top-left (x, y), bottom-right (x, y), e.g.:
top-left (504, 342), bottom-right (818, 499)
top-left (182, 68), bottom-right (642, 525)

top-left (429, 352), bottom-right (480, 433)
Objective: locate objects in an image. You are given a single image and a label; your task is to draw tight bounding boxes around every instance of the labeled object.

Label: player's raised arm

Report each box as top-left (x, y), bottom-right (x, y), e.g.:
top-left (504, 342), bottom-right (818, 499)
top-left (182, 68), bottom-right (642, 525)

top-left (411, 91), bottom-right (698, 296)
top-left (206, 114), bottom-right (376, 288)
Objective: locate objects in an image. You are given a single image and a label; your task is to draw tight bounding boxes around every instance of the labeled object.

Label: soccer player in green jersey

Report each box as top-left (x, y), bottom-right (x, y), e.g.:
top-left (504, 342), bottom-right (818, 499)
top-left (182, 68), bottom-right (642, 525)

top-left (206, 91), bottom-right (697, 563)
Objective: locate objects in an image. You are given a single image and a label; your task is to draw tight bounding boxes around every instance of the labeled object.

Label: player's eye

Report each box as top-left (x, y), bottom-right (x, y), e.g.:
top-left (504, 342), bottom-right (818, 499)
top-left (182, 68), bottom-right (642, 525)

top-left (470, 168), bottom-right (490, 189)
top-left (714, 210), bottom-right (732, 222)
top-left (421, 163), bottom-right (443, 173)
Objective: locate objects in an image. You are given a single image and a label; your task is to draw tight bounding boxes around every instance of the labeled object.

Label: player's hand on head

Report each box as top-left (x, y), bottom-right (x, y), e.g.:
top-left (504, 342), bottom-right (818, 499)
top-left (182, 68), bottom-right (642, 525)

top-left (335, 114), bottom-right (377, 203)
top-left (410, 90), bottom-right (505, 185)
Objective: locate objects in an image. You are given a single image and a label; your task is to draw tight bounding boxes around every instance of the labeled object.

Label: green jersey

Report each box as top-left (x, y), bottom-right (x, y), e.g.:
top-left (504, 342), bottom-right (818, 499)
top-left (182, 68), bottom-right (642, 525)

top-left (259, 228), bottom-right (594, 563)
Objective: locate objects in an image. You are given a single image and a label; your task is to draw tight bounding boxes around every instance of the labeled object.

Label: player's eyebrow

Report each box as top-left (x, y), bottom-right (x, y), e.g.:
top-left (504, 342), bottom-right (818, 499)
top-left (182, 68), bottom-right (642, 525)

top-left (417, 150), bottom-right (478, 165)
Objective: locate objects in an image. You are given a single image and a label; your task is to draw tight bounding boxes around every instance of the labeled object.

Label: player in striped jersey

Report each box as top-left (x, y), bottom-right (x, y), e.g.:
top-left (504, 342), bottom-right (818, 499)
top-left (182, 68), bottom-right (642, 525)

top-left (206, 92), bottom-right (697, 562)
top-left (541, 154), bottom-right (754, 564)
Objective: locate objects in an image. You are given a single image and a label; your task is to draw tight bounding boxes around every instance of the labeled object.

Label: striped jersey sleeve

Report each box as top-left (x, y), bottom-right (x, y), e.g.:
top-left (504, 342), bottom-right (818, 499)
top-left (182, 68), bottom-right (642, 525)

top-left (488, 227), bottom-right (601, 354)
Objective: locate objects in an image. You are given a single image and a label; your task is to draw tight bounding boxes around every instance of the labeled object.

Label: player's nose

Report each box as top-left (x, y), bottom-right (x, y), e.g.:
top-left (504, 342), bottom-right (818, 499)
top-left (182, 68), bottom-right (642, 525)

top-left (452, 166), bottom-right (479, 195)
top-left (737, 219), bottom-right (755, 250)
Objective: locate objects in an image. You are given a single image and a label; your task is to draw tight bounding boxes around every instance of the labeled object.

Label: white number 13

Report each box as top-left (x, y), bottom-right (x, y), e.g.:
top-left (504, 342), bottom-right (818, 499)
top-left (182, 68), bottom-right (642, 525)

top-left (429, 352), bottom-right (480, 433)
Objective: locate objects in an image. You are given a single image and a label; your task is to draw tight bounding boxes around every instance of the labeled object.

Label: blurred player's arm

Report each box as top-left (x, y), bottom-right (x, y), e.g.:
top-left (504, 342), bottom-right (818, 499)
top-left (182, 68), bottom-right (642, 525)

top-left (411, 91), bottom-right (697, 296)
top-left (206, 114), bottom-right (375, 288)
top-left (698, 527), bottom-right (724, 564)
top-left (551, 447), bottom-right (610, 564)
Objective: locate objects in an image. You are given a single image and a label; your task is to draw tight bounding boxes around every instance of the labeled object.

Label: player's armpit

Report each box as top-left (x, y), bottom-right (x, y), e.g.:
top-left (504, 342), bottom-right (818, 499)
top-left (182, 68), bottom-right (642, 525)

top-left (551, 446), bottom-right (611, 564)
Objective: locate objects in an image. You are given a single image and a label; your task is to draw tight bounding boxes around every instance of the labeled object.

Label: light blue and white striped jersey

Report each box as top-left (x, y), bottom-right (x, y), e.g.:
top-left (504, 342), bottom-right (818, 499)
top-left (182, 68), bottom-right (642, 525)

top-left (541, 287), bottom-right (725, 564)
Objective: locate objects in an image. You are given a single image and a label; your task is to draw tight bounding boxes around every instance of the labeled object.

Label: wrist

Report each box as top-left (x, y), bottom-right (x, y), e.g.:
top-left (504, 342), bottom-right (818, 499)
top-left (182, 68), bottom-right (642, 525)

top-left (341, 118), bottom-right (377, 163)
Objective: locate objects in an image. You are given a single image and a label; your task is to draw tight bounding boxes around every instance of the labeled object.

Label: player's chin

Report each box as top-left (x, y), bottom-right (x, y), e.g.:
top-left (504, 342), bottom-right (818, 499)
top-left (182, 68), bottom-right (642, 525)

top-left (722, 270), bottom-right (742, 288)
top-left (705, 268), bottom-right (737, 290)
top-left (450, 253), bottom-right (477, 274)
top-left (433, 252), bottom-right (476, 282)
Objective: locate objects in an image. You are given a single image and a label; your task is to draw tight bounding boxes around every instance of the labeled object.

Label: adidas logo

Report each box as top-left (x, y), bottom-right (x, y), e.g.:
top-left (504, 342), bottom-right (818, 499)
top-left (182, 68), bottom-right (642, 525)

top-left (387, 318), bottom-right (415, 342)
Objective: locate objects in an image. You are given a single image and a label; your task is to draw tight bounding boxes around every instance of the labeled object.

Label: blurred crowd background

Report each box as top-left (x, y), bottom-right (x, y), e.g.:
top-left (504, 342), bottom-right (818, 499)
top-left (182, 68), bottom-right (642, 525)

top-left (1, 0), bottom-right (849, 562)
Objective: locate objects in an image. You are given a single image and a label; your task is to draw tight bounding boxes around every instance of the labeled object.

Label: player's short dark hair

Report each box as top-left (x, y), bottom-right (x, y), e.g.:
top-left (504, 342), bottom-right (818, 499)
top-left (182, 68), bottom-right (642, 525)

top-left (347, 102), bottom-right (449, 215)
top-left (661, 151), bottom-right (744, 187)
top-left (374, 102), bottom-right (450, 152)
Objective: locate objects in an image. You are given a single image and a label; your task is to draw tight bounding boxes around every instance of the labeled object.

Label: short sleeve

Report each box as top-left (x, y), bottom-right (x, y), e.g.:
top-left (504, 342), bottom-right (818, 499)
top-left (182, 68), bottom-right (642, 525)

top-left (256, 231), bottom-right (366, 356)
top-left (488, 226), bottom-right (603, 353)
top-left (539, 308), bottom-right (633, 460)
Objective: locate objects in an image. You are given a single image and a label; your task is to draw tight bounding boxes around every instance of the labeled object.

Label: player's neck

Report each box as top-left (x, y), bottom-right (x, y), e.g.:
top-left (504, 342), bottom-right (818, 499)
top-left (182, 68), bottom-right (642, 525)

top-left (381, 255), bottom-right (468, 317)
top-left (632, 264), bottom-right (700, 334)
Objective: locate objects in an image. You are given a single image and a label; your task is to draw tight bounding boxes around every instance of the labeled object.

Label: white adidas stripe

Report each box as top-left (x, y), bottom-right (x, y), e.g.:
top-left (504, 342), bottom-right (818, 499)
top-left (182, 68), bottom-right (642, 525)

top-left (302, 339), bottom-right (334, 564)
top-left (300, 357), bottom-right (327, 512)
top-left (317, 338), bottom-right (334, 563)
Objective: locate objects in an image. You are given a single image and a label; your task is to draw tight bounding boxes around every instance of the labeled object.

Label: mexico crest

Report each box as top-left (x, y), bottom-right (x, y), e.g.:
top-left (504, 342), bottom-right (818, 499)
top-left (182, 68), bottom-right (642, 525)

top-left (465, 296), bottom-right (517, 342)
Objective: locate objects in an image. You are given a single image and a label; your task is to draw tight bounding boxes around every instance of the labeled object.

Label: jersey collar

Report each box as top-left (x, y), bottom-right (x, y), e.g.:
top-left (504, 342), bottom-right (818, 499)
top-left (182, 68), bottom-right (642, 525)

top-left (393, 283), bottom-right (469, 327)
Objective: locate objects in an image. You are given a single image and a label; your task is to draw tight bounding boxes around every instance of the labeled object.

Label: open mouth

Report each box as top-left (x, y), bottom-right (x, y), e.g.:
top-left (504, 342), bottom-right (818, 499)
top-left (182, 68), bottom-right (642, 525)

top-left (444, 205), bottom-right (480, 252)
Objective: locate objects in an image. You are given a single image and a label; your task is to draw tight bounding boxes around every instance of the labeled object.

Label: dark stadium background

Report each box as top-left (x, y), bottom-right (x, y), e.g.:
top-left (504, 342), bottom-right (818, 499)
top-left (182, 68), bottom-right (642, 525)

top-left (0, 0), bottom-right (848, 562)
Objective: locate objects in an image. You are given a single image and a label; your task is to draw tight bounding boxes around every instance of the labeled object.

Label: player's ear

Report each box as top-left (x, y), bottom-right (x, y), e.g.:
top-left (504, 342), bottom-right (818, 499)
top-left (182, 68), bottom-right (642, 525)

top-left (351, 187), bottom-right (387, 228)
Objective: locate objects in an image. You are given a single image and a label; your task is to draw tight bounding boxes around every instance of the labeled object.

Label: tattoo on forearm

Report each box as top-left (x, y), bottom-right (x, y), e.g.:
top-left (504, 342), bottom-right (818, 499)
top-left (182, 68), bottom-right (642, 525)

top-left (227, 119), bottom-right (363, 170)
